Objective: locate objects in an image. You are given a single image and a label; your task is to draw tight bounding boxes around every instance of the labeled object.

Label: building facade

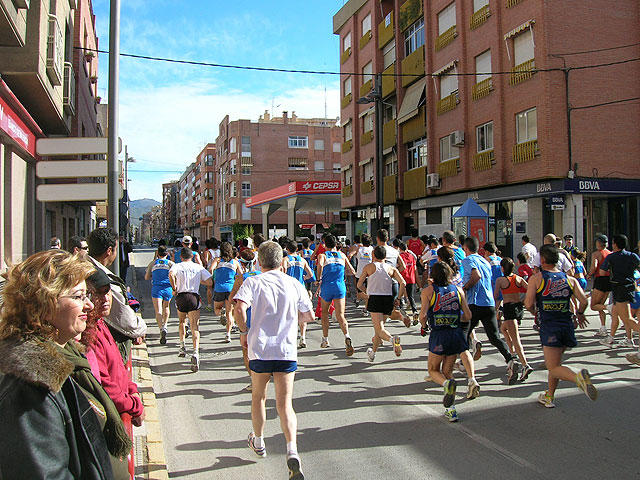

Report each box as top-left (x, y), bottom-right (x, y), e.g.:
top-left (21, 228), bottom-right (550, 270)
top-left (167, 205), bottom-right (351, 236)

top-left (162, 180), bottom-right (179, 240)
top-left (333, 0), bottom-right (640, 258)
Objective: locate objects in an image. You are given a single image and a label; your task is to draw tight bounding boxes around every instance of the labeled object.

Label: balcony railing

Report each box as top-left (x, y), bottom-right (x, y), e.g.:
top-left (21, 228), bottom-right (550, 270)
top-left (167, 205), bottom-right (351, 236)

top-left (506, 0), bottom-right (523, 7)
top-left (403, 165), bottom-right (427, 200)
top-left (361, 179), bottom-right (374, 194)
top-left (46, 15), bottom-right (64, 86)
top-left (512, 139), bottom-right (538, 163)
top-left (435, 25), bottom-right (457, 51)
top-left (63, 62), bottom-right (76, 115)
top-left (361, 130), bottom-right (373, 146)
top-left (359, 30), bottom-right (372, 50)
top-left (383, 174), bottom-right (397, 204)
top-left (360, 79), bottom-right (372, 97)
top-left (473, 149), bottom-right (495, 171)
top-left (342, 139), bottom-right (353, 153)
top-left (437, 92), bottom-right (458, 115)
top-left (382, 63), bottom-right (396, 97)
top-left (402, 105), bottom-right (426, 143)
top-left (378, 11), bottom-right (394, 48)
top-left (340, 47), bottom-right (351, 65)
top-left (383, 120), bottom-right (396, 150)
top-left (472, 77), bottom-right (492, 100)
top-left (342, 184), bottom-right (353, 197)
top-left (509, 59), bottom-right (535, 85)
top-left (401, 44), bottom-right (424, 87)
top-left (470, 5), bottom-right (491, 29)
top-left (341, 93), bottom-right (352, 109)
top-left (438, 158), bottom-right (459, 178)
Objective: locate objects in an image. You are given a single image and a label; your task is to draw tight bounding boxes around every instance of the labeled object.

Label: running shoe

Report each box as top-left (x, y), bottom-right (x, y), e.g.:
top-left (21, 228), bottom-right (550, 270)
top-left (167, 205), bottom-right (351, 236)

top-left (287, 455), bottom-right (305, 480)
top-left (224, 333), bottom-right (231, 343)
top-left (393, 335), bottom-right (402, 357)
top-left (205, 304), bottom-right (212, 312)
top-left (507, 360), bottom-right (521, 385)
top-left (219, 309), bottom-right (227, 326)
top-left (231, 325), bottom-right (240, 334)
top-left (626, 352), bottom-right (640, 366)
top-left (472, 339), bottom-right (483, 361)
top-left (444, 407), bottom-right (459, 422)
top-left (247, 432), bottom-right (266, 458)
top-left (361, 308), bottom-right (369, 317)
top-left (466, 378), bottom-right (480, 400)
top-left (402, 314), bottom-right (411, 328)
top-left (244, 383), bottom-right (252, 392)
top-left (593, 326), bottom-right (608, 337)
top-left (443, 379), bottom-right (457, 407)
top-left (185, 324), bottom-right (191, 338)
top-left (178, 345), bottom-right (187, 357)
top-left (190, 353), bottom-right (199, 372)
top-left (160, 329), bottom-right (167, 345)
top-left (354, 299), bottom-right (359, 308)
top-left (616, 337), bottom-right (637, 348)
top-left (320, 338), bottom-right (331, 348)
top-left (537, 391), bottom-right (555, 408)
top-left (576, 369), bottom-right (598, 401)
top-left (345, 337), bottom-right (354, 357)
top-left (412, 313), bottom-right (420, 326)
top-left (455, 359), bottom-right (466, 374)
top-left (599, 335), bottom-right (615, 348)
top-left (367, 347), bottom-right (376, 362)
top-left (298, 338), bottom-right (307, 349)
top-left (519, 364), bottom-right (533, 382)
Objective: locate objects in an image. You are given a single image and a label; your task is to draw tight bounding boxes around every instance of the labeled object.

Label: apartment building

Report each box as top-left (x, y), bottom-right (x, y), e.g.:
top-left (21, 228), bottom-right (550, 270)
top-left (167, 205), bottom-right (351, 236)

top-left (197, 143), bottom-right (215, 239)
top-left (334, 0), bottom-right (640, 257)
top-left (177, 161), bottom-right (199, 239)
top-left (214, 111), bottom-right (344, 240)
top-left (162, 180), bottom-right (179, 240)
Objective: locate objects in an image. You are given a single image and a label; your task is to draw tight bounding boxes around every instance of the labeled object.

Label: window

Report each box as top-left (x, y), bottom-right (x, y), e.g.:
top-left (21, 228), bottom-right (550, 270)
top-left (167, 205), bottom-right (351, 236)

top-left (343, 76), bottom-right (352, 97)
top-left (363, 160), bottom-right (374, 181)
top-left (516, 108), bottom-right (537, 143)
top-left (440, 135), bottom-right (459, 162)
top-left (242, 204), bottom-right (252, 220)
top-left (476, 121), bottom-right (493, 152)
top-left (344, 121), bottom-right (353, 142)
top-left (314, 161), bottom-right (325, 171)
top-left (438, 3), bottom-right (456, 35)
top-left (362, 61), bottom-right (373, 84)
top-left (241, 136), bottom-right (251, 156)
top-left (230, 159), bottom-right (237, 175)
top-left (343, 32), bottom-right (351, 52)
top-left (383, 40), bottom-right (396, 69)
top-left (229, 137), bottom-right (237, 153)
top-left (440, 72), bottom-right (458, 99)
top-left (363, 112), bottom-right (374, 132)
top-left (407, 138), bottom-right (427, 170)
top-left (288, 136), bottom-right (308, 148)
top-left (332, 163), bottom-right (341, 173)
top-left (288, 157), bottom-right (308, 170)
top-left (314, 139), bottom-right (325, 150)
top-left (362, 13), bottom-right (371, 36)
top-left (426, 208), bottom-right (443, 224)
top-left (384, 152), bottom-right (398, 176)
top-left (230, 181), bottom-right (237, 197)
top-left (205, 154), bottom-right (214, 166)
top-left (473, 0), bottom-right (488, 11)
top-left (404, 18), bottom-right (425, 56)
top-left (383, 103), bottom-right (396, 123)
top-left (241, 182), bottom-right (251, 197)
top-left (242, 165), bottom-right (251, 175)
top-left (230, 203), bottom-right (237, 220)
top-left (333, 142), bottom-right (341, 152)
top-left (514, 31), bottom-right (534, 65)
top-left (344, 166), bottom-right (353, 185)
top-left (475, 49), bottom-right (491, 83)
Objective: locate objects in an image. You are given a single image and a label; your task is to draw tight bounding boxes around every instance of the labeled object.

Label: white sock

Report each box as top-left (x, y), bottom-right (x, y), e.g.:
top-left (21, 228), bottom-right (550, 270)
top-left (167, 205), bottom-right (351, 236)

top-left (468, 377), bottom-right (477, 384)
top-left (322, 336), bottom-right (328, 342)
top-left (345, 333), bottom-right (351, 339)
top-left (286, 441), bottom-right (298, 456)
top-left (254, 436), bottom-right (265, 449)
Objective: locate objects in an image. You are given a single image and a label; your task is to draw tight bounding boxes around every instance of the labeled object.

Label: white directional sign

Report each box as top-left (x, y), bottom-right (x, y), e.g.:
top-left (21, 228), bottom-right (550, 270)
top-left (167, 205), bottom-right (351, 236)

top-left (36, 137), bottom-right (122, 156)
top-left (36, 183), bottom-right (122, 202)
top-left (37, 160), bottom-right (108, 178)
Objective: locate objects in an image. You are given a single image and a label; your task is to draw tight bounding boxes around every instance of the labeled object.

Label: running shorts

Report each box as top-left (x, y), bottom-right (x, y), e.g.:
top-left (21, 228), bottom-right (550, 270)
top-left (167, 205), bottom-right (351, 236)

top-left (593, 276), bottom-right (612, 292)
top-left (428, 328), bottom-right (469, 356)
top-left (612, 283), bottom-right (636, 303)
top-left (175, 292), bottom-right (201, 313)
top-left (630, 291), bottom-right (640, 310)
top-left (151, 285), bottom-right (173, 301)
top-left (416, 262), bottom-right (425, 276)
top-left (539, 322), bottom-right (577, 348)
top-left (249, 360), bottom-right (297, 373)
top-left (366, 295), bottom-right (394, 316)
top-left (503, 302), bottom-right (524, 322)
top-left (214, 291), bottom-right (231, 303)
top-left (578, 278), bottom-right (587, 290)
top-left (320, 283), bottom-right (346, 302)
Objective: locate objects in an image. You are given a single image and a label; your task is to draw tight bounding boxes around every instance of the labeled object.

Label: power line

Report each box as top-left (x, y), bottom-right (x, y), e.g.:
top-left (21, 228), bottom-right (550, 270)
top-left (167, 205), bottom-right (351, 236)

top-left (570, 96), bottom-right (640, 111)
top-left (550, 41), bottom-right (640, 56)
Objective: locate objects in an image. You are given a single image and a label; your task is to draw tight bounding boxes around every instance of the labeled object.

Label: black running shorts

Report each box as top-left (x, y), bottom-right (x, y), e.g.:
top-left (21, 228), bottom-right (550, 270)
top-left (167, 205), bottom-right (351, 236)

top-left (367, 295), bottom-right (394, 316)
top-left (593, 276), bottom-right (612, 292)
top-left (176, 292), bottom-right (201, 313)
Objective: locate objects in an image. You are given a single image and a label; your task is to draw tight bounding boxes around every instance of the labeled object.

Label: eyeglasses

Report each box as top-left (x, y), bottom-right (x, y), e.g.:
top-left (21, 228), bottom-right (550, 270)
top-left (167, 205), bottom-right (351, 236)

top-left (80, 246), bottom-right (89, 250)
top-left (60, 292), bottom-right (93, 304)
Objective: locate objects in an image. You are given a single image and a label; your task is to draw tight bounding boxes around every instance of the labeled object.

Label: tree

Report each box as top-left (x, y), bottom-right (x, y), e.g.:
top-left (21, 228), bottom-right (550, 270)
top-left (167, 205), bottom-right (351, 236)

top-left (231, 223), bottom-right (254, 243)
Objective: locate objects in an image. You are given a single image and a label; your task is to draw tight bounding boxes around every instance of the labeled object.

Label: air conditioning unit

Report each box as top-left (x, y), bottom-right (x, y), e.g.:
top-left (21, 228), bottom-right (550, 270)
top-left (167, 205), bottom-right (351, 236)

top-left (427, 173), bottom-right (440, 189)
top-left (450, 130), bottom-right (465, 147)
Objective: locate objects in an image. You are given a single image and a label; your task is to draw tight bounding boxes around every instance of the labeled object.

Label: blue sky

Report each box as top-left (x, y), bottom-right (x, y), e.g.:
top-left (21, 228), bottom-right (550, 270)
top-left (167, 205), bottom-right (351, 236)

top-left (92, 0), bottom-right (346, 201)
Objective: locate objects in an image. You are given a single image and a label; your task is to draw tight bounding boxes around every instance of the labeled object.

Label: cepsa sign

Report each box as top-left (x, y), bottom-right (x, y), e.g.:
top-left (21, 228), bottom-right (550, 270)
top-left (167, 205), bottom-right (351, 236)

top-left (296, 181), bottom-right (341, 193)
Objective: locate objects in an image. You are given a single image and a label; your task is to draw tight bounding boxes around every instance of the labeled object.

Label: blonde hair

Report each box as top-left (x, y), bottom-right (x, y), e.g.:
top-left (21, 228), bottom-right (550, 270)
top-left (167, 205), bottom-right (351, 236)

top-left (0, 250), bottom-right (96, 340)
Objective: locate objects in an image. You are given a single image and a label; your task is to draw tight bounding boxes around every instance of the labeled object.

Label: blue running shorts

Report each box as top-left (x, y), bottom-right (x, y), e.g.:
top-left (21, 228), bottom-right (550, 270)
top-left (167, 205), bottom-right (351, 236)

top-left (428, 328), bottom-right (469, 356)
top-left (320, 283), bottom-right (346, 302)
top-left (151, 285), bottom-right (172, 301)
top-left (539, 322), bottom-right (577, 348)
top-left (249, 360), bottom-right (297, 373)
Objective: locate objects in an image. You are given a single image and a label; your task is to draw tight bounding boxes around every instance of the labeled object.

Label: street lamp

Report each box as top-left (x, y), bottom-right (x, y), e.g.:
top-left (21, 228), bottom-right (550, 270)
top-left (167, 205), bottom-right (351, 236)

top-left (124, 146), bottom-right (136, 242)
top-left (356, 72), bottom-right (384, 235)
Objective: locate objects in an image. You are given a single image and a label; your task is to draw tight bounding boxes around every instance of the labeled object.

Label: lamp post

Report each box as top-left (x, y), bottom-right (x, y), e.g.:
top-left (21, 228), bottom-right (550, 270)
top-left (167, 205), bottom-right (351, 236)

top-left (357, 72), bottom-right (384, 235)
top-left (123, 145), bottom-right (135, 242)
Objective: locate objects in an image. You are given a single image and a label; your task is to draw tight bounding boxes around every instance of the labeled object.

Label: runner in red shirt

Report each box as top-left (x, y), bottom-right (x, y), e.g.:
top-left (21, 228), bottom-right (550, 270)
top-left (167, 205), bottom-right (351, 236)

top-left (398, 240), bottom-right (419, 325)
top-left (406, 229), bottom-right (425, 289)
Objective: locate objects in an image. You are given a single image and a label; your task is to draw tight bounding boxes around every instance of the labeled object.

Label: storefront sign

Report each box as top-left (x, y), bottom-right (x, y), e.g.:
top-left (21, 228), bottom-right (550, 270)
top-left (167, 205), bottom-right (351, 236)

top-left (549, 195), bottom-right (565, 210)
top-left (0, 96), bottom-right (37, 157)
top-left (297, 181), bottom-right (341, 193)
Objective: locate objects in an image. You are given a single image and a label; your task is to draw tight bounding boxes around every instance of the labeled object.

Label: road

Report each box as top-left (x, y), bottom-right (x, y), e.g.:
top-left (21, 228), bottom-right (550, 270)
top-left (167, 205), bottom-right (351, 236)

top-left (131, 247), bottom-right (639, 480)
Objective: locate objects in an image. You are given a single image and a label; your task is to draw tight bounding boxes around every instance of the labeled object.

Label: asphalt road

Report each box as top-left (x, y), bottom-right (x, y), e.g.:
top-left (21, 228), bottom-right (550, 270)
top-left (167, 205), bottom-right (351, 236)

top-left (131, 247), bottom-right (640, 480)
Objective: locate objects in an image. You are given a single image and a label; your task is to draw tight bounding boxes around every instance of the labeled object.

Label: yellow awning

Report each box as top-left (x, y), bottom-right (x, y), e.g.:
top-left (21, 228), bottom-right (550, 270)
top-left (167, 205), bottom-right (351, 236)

top-left (504, 19), bottom-right (535, 40)
top-left (397, 78), bottom-right (426, 124)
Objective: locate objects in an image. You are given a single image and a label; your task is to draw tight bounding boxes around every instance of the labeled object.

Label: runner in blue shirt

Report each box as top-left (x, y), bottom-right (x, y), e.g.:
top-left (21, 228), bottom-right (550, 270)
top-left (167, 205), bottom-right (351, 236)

top-left (145, 245), bottom-right (174, 345)
top-left (282, 240), bottom-right (315, 348)
top-left (442, 230), bottom-right (465, 278)
top-left (210, 241), bottom-right (242, 343)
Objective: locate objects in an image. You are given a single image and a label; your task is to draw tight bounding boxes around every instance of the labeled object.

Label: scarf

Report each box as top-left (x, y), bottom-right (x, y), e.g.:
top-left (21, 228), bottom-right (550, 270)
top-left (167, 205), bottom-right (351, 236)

top-left (61, 341), bottom-right (133, 459)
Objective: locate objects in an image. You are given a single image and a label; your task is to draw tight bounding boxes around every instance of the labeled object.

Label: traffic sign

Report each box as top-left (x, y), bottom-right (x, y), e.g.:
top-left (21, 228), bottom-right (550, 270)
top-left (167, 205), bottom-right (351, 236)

top-left (36, 183), bottom-right (123, 202)
top-left (36, 160), bottom-right (108, 178)
top-left (36, 137), bottom-right (122, 156)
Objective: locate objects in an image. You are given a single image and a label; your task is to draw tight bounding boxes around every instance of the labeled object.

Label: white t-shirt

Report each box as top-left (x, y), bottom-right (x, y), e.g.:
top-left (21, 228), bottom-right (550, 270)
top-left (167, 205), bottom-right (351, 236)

top-left (169, 261), bottom-right (212, 293)
top-left (521, 242), bottom-right (538, 266)
top-left (531, 251), bottom-right (573, 272)
top-left (234, 270), bottom-right (313, 362)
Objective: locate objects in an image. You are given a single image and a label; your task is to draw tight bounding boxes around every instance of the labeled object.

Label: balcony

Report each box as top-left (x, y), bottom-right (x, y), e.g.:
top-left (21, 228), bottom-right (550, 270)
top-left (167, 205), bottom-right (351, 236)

top-left (360, 79), bottom-right (372, 98)
top-left (509, 59), bottom-right (535, 85)
top-left (46, 15), bottom-right (64, 86)
top-left (473, 149), bottom-right (495, 171)
top-left (401, 105), bottom-right (426, 143)
top-left (341, 93), bottom-right (352, 109)
top-left (470, 5), bottom-right (491, 30)
top-left (0, 0), bottom-right (28, 46)
top-left (383, 174), bottom-right (397, 204)
top-left (359, 30), bottom-right (372, 50)
top-left (399, 0), bottom-right (423, 31)
top-left (401, 44), bottom-right (425, 87)
top-left (340, 47), bottom-right (352, 65)
top-left (435, 25), bottom-right (457, 52)
top-left (383, 120), bottom-right (396, 150)
top-left (342, 139), bottom-right (353, 153)
top-left (437, 92), bottom-right (458, 115)
top-left (403, 165), bottom-right (427, 200)
top-left (378, 11), bottom-right (394, 48)
top-left (512, 139), bottom-right (538, 163)
top-left (438, 158), bottom-right (459, 178)
top-left (361, 130), bottom-right (373, 146)
top-left (472, 78), bottom-right (492, 100)
top-left (361, 179), bottom-right (374, 194)
top-left (506, 0), bottom-right (523, 7)
top-left (342, 184), bottom-right (353, 197)
top-left (382, 63), bottom-right (396, 97)
top-left (63, 62), bottom-right (76, 115)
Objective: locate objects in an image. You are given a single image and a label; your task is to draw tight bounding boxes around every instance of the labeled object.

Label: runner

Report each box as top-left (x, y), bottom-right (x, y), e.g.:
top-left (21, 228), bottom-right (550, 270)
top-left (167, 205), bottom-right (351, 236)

top-left (210, 242), bottom-right (243, 343)
top-left (316, 234), bottom-right (357, 355)
top-left (349, 234), bottom-right (373, 314)
top-left (483, 242), bottom-right (503, 321)
top-left (176, 236), bottom-right (203, 266)
top-left (442, 231), bottom-right (465, 278)
top-left (144, 246), bottom-right (174, 345)
top-left (422, 261), bottom-right (476, 421)
top-left (524, 244), bottom-right (597, 407)
top-left (407, 229), bottom-right (425, 289)
top-left (398, 240), bottom-right (419, 325)
top-left (233, 241), bottom-right (314, 479)
top-left (461, 236), bottom-right (521, 384)
top-left (532, 234), bottom-right (574, 275)
top-left (357, 246), bottom-right (407, 362)
top-left (421, 237), bottom-right (440, 282)
top-left (282, 240), bottom-right (314, 348)
top-left (375, 229), bottom-right (408, 325)
top-left (300, 237), bottom-right (316, 297)
top-left (587, 235), bottom-right (612, 337)
top-left (168, 248), bottom-right (213, 372)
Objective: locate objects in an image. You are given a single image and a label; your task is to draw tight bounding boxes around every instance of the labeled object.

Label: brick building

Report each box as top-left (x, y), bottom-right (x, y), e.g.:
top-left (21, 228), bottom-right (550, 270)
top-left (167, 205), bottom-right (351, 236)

top-left (162, 180), bottom-right (179, 241)
top-left (214, 111), bottom-right (344, 240)
top-left (333, 0), bottom-right (640, 257)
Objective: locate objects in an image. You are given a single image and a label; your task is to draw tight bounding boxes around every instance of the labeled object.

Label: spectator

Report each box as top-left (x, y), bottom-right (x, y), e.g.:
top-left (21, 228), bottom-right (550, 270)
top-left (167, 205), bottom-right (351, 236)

top-left (50, 236), bottom-right (61, 249)
top-left (68, 235), bottom-right (89, 258)
top-left (521, 235), bottom-right (537, 266)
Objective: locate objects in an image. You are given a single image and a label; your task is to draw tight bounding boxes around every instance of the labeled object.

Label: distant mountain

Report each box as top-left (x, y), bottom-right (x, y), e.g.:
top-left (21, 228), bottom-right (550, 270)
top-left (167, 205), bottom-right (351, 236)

top-left (130, 198), bottom-right (161, 226)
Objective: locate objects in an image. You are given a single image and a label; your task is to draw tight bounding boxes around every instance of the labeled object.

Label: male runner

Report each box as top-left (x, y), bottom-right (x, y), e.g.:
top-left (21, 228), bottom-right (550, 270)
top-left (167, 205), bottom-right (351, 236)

top-left (282, 240), bottom-right (314, 348)
top-left (349, 233), bottom-right (374, 313)
top-left (145, 245), bottom-right (174, 345)
top-left (376, 229), bottom-right (408, 325)
top-left (588, 235), bottom-right (612, 337)
top-left (442, 231), bottom-right (465, 278)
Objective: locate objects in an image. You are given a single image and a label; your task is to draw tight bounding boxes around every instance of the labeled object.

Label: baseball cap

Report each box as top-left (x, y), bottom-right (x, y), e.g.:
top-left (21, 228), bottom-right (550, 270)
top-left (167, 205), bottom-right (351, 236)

top-left (564, 235), bottom-right (573, 240)
top-left (595, 234), bottom-right (608, 245)
top-left (182, 235), bottom-right (192, 244)
top-left (86, 268), bottom-right (112, 290)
